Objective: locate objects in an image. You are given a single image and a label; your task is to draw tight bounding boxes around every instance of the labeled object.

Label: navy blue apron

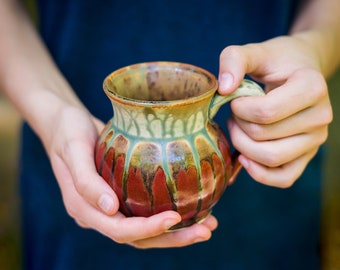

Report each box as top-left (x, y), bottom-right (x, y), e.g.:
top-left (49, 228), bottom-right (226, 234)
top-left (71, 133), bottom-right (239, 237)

top-left (20, 1), bottom-right (321, 269)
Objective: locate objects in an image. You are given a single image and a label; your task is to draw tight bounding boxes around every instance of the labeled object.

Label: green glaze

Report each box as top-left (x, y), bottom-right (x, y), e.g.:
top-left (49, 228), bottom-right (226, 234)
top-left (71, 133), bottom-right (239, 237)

top-left (95, 62), bottom-right (264, 229)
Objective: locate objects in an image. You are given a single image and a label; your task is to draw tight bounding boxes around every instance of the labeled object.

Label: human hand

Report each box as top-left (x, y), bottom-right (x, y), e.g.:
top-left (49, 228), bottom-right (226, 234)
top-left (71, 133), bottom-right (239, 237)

top-left (45, 105), bottom-right (217, 248)
top-left (218, 35), bottom-right (333, 188)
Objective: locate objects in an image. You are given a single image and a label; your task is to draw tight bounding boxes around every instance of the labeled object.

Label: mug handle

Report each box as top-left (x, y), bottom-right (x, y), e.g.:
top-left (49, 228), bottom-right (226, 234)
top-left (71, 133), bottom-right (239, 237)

top-left (209, 79), bottom-right (265, 184)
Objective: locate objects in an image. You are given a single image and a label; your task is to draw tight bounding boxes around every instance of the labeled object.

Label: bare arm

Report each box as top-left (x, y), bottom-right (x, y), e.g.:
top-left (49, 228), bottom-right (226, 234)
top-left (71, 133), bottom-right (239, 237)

top-left (290, 0), bottom-right (340, 77)
top-left (0, 1), bottom-right (85, 139)
top-left (218, 0), bottom-right (339, 187)
top-left (0, 0), bottom-right (217, 248)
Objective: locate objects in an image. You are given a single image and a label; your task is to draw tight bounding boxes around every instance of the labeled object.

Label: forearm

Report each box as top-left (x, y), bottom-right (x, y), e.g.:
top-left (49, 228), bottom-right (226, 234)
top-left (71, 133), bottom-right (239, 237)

top-left (289, 0), bottom-right (340, 78)
top-left (0, 0), bottom-right (86, 147)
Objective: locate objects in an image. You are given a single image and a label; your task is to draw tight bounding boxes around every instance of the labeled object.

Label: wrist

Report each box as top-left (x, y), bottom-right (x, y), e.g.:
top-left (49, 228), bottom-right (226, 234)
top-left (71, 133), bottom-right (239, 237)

top-left (19, 84), bottom-right (87, 151)
top-left (290, 30), bottom-right (340, 78)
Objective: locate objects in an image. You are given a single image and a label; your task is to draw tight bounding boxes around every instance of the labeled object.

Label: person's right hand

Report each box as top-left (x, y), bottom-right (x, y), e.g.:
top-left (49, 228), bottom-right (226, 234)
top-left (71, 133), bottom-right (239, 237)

top-left (218, 35), bottom-right (333, 188)
top-left (45, 104), bottom-right (218, 248)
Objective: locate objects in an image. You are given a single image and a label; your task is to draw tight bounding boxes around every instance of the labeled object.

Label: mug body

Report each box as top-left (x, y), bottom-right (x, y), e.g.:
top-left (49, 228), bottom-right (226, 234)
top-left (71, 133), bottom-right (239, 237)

top-left (95, 62), bottom-right (233, 229)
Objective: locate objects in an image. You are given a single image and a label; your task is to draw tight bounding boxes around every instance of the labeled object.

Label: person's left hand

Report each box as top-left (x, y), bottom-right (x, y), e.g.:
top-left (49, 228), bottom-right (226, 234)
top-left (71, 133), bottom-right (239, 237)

top-left (218, 35), bottom-right (333, 188)
top-left (46, 105), bottom-right (217, 249)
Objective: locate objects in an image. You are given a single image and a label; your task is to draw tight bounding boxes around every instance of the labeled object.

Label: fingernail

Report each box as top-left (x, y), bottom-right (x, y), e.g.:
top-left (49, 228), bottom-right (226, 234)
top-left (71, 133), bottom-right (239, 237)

top-left (219, 73), bottom-right (234, 93)
top-left (98, 193), bottom-right (115, 214)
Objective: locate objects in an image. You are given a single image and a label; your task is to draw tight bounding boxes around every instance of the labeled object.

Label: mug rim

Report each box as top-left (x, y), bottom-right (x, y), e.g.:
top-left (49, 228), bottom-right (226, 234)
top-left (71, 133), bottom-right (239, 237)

top-left (103, 61), bottom-right (218, 107)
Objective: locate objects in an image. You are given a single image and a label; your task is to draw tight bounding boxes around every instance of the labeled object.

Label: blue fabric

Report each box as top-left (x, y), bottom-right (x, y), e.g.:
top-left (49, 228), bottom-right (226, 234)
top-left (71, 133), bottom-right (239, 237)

top-left (20, 0), bottom-right (321, 269)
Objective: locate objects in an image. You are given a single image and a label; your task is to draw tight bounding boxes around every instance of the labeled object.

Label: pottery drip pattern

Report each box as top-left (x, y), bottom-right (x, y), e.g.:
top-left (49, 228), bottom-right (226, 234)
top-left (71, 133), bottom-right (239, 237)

top-left (112, 101), bottom-right (207, 139)
top-left (95, 62), bottom-right (264, 229)
top-left (96, 108), bottom-right (231, 229)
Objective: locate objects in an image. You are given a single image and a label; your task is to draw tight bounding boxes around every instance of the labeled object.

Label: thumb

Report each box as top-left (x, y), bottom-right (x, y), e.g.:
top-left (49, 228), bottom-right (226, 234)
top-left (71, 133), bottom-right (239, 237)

top-left (218, 44), bottom-right (262, 94)
top-left (63, 139), bottom-right (120, 216)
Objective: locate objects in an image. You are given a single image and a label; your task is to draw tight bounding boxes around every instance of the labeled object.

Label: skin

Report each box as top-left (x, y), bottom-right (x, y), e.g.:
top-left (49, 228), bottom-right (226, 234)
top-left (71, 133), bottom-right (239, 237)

top-left (0, 0), bottom-right (339, 249)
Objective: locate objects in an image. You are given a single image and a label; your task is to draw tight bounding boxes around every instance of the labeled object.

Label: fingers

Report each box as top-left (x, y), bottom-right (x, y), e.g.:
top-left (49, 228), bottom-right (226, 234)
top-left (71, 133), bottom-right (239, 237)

top-left (233, 99), bottom-right (331, 141)
top-left (61, 137), bottom-right (119, 215)
top-left (60, 175), bottom-right (217, 248)
top-left (55, 159), bottom-right (181, 244)
top-left (218, 44), bottom-right (265, 94)
top-left (72, 188), bottom-right (217, 247)
top-left (228, 116), bottom-right (327, 187)
top-left (70, 182), bottom-right (216, 248)
top-left (230, 68), bottom-right (330, 125)
top-left (228, 118), bottom-right (327, 168)
top-left (50, 107), bottom-right (119, 216)
top-left (75, 207), bottom-right (183, 244)
top-left (220, 62), bottom-right (332, 188)
top-left (49, 106), bottom-right (218, 248)
top-left (54, 149), bottom-right (217, 247)
top-left (238, 149), bottom-right (319, 188)
top-left (130, 215), bottom-right (218, 249)
top-left (218, 36), bottom-right (322, 95)
top-left (231, 71), bottom-right (332, 141)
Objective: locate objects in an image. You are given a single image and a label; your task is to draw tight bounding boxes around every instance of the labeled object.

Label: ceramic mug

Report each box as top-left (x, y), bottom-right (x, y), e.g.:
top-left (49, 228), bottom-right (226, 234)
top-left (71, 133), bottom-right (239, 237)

top-left (95, 62), bottom-right (264, 230)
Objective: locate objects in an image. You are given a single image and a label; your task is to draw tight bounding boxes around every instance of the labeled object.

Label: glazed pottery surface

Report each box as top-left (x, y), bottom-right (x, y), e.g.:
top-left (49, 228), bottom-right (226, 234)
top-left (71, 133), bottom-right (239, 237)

top-left (95, 62), bottom-right (264, 229)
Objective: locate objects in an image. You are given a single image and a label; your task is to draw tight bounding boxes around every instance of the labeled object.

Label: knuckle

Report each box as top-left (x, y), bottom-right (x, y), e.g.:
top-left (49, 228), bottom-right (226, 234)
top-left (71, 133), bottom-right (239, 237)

top-left (320, 105), bottom-right (333, 126)
top-left (261, 150), bottom-right (282, 168)
top-left (309, 71), bottom-right (328, 99)
top-left (313, 107), bottom-right (333, 134)
top-left (75, 219), bottom-right (90, 228)
top-left (255, 103), bottom-right (278, 124)
top-left (220, 45), bottom-right (250, 69)
top-left (317, 128), bottom-right (329, 146)
top-left (310, 127), bottom-right (329, 148)
top-left (61, 137), bottom-right (76, 158)
top-left (297, 68), bottom-right (328, 100)
top-left (277, 165), bottom-right (306, 188)
top-left (71, 170), bottom-right (93, 199)
top-left (255, 169), bottom-right (296, 189)
top-left (277, 178), bottom-right (296, 189)
top-left (220, 45), bottom-right (242, 59)
top-left (245, 123), bottom-right (267, 141)
top-left (250, 170), bottom-right (271, 187)
top-left (65, 205), bottom-right (78, 220)
top-left (74, 178), bottom-right (90, 197)
top-left (112, 232), bottom-right (129, 245)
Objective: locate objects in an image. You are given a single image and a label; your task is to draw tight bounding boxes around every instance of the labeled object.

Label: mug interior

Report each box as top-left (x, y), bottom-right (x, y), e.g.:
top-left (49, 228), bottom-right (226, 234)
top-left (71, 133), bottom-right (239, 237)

top-left (104, 62), bottom-right (216, 102)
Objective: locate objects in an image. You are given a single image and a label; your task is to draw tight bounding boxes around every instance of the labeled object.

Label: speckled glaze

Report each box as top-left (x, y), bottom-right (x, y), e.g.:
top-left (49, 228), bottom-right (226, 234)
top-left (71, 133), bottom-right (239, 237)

top-left (95, 62), bottom-right (264, 230)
